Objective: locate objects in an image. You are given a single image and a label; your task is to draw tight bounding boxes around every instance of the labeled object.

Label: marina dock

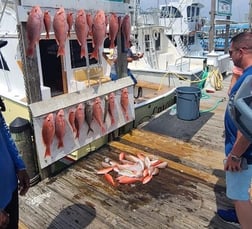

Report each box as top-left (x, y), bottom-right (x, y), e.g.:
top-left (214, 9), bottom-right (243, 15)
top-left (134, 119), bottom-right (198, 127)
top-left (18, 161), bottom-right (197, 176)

top-left (18, 73), bottom-right (240, 229)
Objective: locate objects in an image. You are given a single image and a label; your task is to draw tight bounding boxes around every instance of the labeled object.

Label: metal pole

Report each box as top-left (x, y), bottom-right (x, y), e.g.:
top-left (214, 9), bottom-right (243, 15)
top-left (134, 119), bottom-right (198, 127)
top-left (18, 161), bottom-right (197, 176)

top-left (208, 0), bottom-right (216, 52)
top-left (249, 0), bottom-right (252, 31)
top-left (224, 15), bottom-right (230, 54)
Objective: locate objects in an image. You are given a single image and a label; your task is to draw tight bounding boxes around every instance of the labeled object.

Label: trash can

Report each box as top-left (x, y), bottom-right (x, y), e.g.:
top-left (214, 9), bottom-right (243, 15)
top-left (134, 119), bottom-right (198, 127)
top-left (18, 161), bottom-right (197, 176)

top-left (176, 86), bottom-right (201, 121)
top-left (10, 117), bottom-right (40, 186)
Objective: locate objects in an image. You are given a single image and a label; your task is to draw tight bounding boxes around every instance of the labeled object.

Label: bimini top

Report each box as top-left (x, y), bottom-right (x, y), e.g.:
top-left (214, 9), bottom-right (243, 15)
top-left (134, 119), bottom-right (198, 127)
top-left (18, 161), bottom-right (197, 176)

top-left (229, 74), bottom-right (252, 142)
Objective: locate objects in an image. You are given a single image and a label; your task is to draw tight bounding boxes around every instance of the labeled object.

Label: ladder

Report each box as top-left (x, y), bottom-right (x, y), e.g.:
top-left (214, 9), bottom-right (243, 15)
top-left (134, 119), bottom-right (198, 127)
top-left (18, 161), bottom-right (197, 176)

top-left (146, 38), bottom-right (158, 69)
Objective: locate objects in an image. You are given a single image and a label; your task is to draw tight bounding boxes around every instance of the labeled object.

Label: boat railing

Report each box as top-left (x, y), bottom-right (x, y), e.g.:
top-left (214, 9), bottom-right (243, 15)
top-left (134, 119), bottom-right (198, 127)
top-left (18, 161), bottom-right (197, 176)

top-left (175, 56), bottom-right (190, 71)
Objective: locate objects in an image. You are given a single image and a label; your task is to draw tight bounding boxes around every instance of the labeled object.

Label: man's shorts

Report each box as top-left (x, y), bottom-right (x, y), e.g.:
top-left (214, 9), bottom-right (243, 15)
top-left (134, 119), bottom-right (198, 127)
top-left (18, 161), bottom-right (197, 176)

top-left (226, 165), bottom-right (252, 200)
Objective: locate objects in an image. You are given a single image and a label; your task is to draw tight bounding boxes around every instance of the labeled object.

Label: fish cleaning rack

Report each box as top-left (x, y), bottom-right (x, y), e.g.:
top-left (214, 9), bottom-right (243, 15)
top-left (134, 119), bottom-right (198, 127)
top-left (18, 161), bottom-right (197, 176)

top-left (14, 0), bottom-right (136, 177)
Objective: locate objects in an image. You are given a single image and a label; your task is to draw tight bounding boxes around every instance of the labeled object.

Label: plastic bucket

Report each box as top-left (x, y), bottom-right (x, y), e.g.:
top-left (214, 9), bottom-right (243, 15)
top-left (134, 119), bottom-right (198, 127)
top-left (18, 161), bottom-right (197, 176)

top-left (176, 86), bottom-right (201, 121)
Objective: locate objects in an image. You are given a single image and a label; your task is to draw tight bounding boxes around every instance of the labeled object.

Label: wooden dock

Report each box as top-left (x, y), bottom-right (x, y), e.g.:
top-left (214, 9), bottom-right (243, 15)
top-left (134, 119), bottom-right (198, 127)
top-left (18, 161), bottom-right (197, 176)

top-left (19, 74), bottom-right (240, 229)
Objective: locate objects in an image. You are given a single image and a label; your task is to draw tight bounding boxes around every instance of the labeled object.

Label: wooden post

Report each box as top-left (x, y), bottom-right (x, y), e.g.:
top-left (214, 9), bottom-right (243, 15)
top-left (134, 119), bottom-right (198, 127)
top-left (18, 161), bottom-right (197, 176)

top-left (208, 0), bottom-right (216, 52)
top-left (16, 6), bottom-right (42, 106)
top-left (116, 21), bottom-right (128, 79)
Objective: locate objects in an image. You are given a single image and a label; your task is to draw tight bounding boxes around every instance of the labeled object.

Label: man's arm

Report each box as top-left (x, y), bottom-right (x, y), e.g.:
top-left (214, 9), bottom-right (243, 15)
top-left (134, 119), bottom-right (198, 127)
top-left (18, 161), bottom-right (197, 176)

top-left (225, 130), bottom-right (251, 171)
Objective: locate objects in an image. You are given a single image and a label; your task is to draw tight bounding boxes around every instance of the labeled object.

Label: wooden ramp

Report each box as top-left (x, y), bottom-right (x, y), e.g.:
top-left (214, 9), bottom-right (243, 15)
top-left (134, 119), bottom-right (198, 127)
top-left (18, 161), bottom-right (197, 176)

top-left (18, 74), bottom-right (239, 229)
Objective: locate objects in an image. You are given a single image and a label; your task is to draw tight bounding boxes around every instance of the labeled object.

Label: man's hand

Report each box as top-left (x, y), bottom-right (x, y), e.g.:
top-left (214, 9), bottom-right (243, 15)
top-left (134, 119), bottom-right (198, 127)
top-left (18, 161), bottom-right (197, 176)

top-left (0, 210), bottom-right (9, 229)
top-left (17, 170), bottom-right (30, 196)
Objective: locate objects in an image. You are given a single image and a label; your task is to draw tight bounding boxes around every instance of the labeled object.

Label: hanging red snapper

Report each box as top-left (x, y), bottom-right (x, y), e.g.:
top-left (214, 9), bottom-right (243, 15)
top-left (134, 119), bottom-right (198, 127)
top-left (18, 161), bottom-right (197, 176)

top-left (108, 92), bottom-right (116, 125)
top-left (121, 14), bottom-right (131, 50)
top-left (121, 88), bottom-right (129, 121)
top-left (26, 5), bottom-right (43, 57)
top-left (53, 7), bottom-right (68, 57)
top-left (90, 10), bottom-right (106, 60)
top-left (55, 109), bottom-right (66, 149)
top-left (68, 108), bottom-right (77, 136)
top-left (93, 97), bottom-right (106, 134)
top-left (43, 11), bottom-right (51, 39)
top-left (75, 9), bottom-right (89, 59)
top-left (109, 13), bottom-right (119, 49)
top-left (42, 113), bottom-right (55, 158)
top-left (86, 12), bottom-right (93, 36)
top-left (67, 12), bottom-right (74, 37)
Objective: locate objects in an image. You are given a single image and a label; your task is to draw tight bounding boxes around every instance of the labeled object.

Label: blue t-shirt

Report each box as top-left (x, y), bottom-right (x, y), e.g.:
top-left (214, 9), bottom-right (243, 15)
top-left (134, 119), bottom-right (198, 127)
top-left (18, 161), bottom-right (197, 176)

top-left (224, 66), bottom-right (252, 157)
top-left (0, 112), bottom-right (26, 208)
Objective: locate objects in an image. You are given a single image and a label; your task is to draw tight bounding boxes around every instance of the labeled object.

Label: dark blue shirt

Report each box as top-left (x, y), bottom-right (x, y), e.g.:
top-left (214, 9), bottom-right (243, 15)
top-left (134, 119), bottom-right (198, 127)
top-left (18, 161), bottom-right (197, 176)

top-left (224, 66), bottom-right (252, 157)
top-left (0, 112), bottom-right (26, 208)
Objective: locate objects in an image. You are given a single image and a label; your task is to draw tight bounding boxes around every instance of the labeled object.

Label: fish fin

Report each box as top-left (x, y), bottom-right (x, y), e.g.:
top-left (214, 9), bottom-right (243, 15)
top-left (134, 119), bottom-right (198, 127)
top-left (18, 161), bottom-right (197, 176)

top-left (26, 46), bottom-right (34, 57)
top-left (87, 127), bottom-right (94, 135)
top-left (57, 46), bottom-right (65, 57)
top-left (57, 140), bottom-right (64, 149)
top-left (44, 147), bottom-right (51, 158)
top-left (75, 130), bottom-right (79, 139)
top-left (80, 46), bottom-right (86, 59)
top-left (90, 50), bottom-right (98, 60)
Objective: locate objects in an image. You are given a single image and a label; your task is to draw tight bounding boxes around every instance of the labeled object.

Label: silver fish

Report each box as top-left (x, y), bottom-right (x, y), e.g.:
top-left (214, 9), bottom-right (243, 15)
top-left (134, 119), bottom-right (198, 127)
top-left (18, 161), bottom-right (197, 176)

top-left (85, 101), bottom-right (94, 135)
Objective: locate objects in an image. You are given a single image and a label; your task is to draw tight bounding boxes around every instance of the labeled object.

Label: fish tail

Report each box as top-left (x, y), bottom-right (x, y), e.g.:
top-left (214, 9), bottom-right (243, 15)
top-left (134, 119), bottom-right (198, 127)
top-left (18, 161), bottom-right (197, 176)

top-left (44, 147), bottom-right (51, 158)
top-left (57, 140), bottom-right (64, 149)
top-left (109, 42), bottom-right (115, 49)
top-left (111, 117), bottom-right (115, 125)
top-left (75, 130), bottom-right (79, 139)
top-left (87, 126), bottom-right (94, 135)
top-left (26, 46), bottom-right (34, 57)
top-left (57, 46), bottom-right (65, 57)
top-left (90, 50), bottom-right (98, 60)
top-left (88, 31), bottom-right (93, 37)
top-left (101, 125), bottom-right (106, 134)
top-left (80, 46), bottom-right (86, 59)
top-left (46, 33), bottom-right (50, 39)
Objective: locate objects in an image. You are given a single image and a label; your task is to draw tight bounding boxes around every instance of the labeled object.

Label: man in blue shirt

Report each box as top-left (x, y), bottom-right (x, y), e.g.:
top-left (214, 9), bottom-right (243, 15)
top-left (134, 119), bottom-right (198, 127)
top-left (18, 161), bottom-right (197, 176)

top-left (223, 32), bottom-right (252, 228)
top-left (0, 97), bottom-right (30, 229)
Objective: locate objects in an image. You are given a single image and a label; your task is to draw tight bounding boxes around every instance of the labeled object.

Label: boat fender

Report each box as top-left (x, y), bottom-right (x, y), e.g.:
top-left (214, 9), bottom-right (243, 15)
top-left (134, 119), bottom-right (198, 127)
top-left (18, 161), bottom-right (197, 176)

top-left (153, 30), bottom-right (159, 40)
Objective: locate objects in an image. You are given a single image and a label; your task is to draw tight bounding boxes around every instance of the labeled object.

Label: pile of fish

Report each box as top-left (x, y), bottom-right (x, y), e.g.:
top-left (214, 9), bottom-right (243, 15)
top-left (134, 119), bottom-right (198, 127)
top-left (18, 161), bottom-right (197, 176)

top-left (26, 5), bottom-right (131, 58)
top-left (97, 152), bottom-right (168, 186)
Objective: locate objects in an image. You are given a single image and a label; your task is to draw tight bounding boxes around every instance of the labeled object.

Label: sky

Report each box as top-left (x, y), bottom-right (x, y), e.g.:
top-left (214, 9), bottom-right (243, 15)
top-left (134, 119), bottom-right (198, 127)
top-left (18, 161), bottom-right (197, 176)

top-left (140, 0), bottom-right (250, 22)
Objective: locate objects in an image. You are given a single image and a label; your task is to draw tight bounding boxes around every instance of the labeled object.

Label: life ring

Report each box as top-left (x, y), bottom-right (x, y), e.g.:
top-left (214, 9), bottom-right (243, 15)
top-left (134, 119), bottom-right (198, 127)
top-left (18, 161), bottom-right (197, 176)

top-left (153, 30), bottom-right (159, 40)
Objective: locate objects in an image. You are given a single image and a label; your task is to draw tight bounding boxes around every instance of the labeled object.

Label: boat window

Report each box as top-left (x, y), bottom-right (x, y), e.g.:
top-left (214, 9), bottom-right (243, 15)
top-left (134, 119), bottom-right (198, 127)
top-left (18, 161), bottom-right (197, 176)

top-left (187, 5), bottom-right (200, 22)
top-left (187, 6), bottom-right (195, 21)
top-left (39, 40), bottom-right (64, 97)
top-left (155, 34), bottom-right (161, 50)
top-left (160, 6), bottom-right (182, 18)
top-left (144, 34), bottom-right (150, 51)
top-left (69, 39), bottom-right (98, 68)
top-left (39, 39), bottom-right (100, 97)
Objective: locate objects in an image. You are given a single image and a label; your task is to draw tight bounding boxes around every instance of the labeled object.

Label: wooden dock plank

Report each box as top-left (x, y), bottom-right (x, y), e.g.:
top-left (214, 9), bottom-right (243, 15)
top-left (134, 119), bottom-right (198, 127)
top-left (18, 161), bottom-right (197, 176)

top-left (18, 74), bottom-right (240, 229)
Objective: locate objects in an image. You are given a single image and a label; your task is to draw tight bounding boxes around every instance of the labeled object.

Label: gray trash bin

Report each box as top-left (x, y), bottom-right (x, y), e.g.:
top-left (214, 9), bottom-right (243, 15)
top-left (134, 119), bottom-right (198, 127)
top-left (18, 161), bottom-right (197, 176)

top-left (176, 86), bottom-right (201, 120)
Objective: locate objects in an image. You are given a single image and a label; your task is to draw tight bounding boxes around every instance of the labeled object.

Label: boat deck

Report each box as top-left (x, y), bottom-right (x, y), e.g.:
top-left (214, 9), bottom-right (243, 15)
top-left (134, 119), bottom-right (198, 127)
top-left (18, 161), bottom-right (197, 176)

top-left (19, 74), bottom-right (240, 229)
